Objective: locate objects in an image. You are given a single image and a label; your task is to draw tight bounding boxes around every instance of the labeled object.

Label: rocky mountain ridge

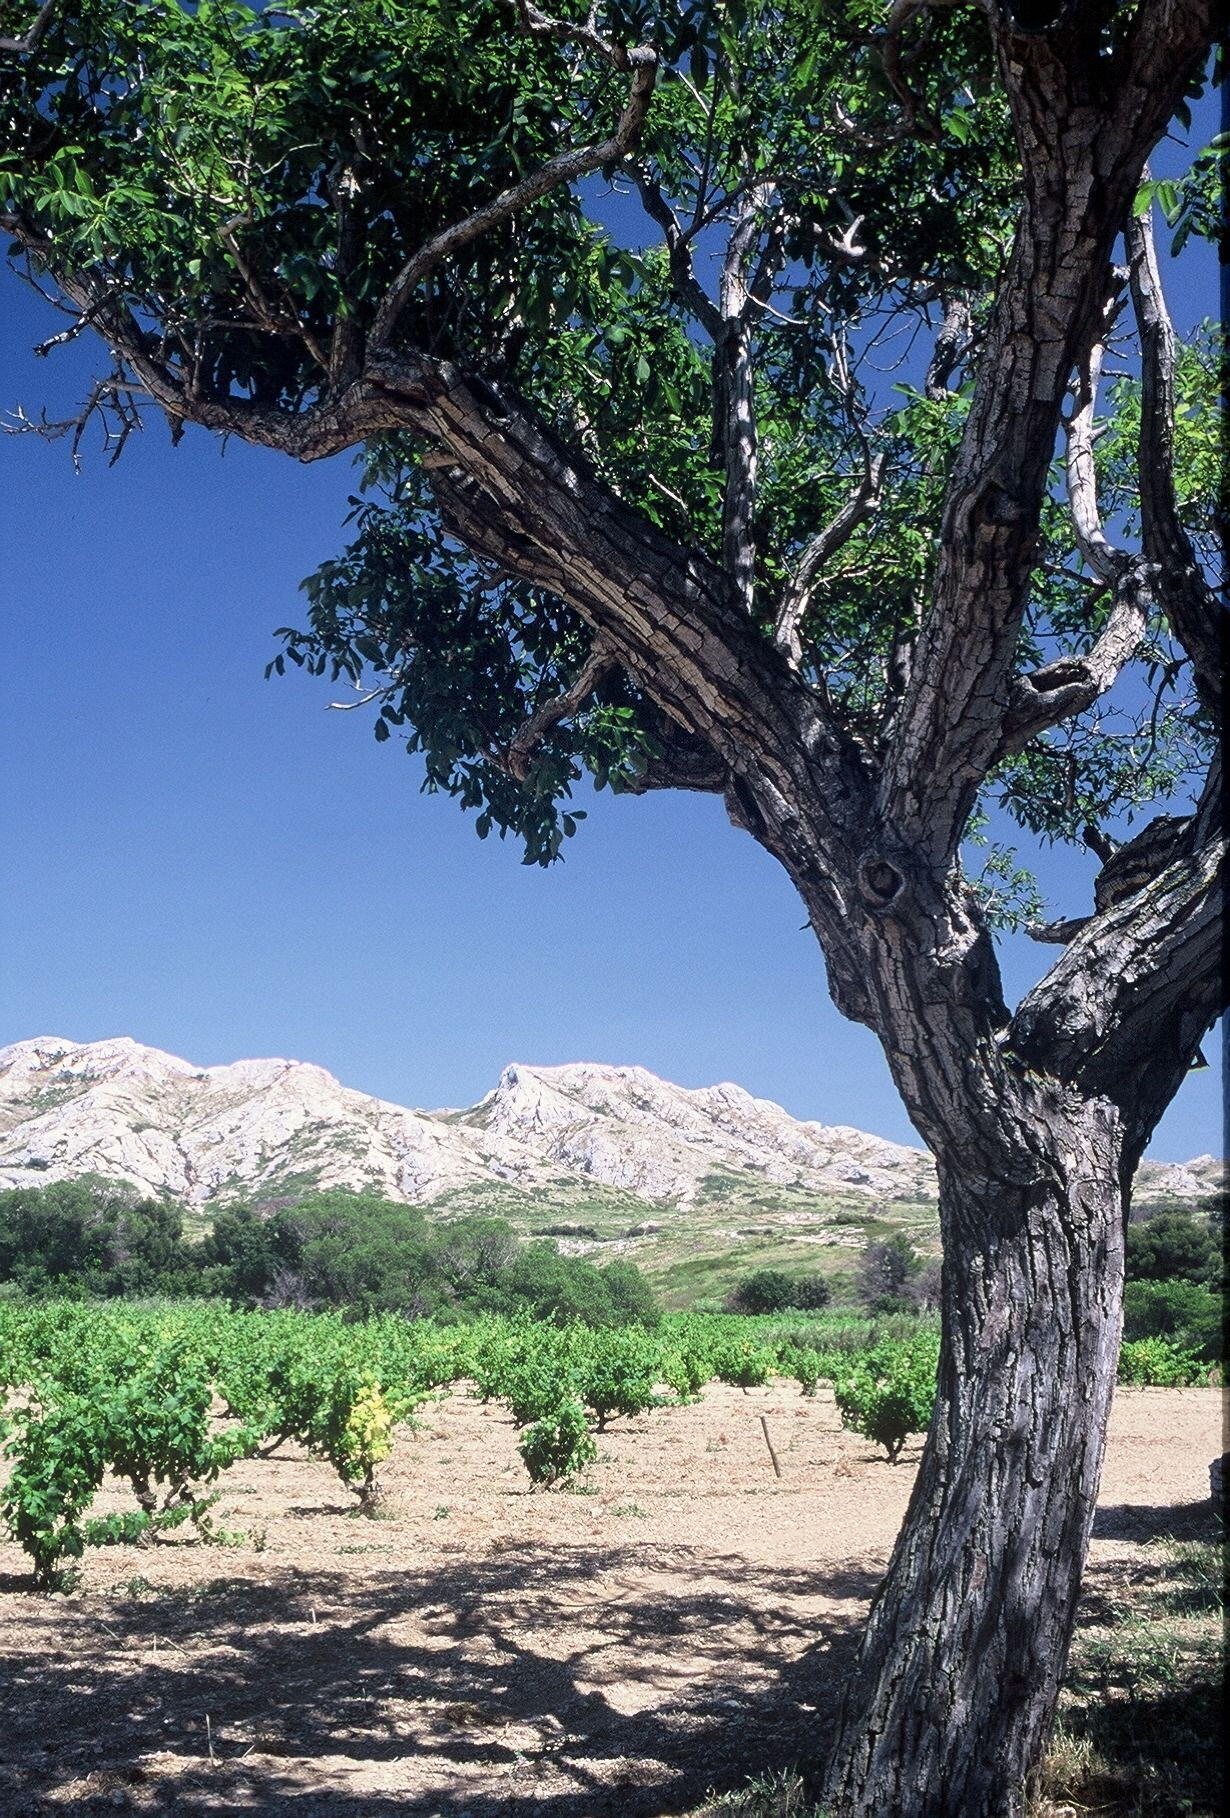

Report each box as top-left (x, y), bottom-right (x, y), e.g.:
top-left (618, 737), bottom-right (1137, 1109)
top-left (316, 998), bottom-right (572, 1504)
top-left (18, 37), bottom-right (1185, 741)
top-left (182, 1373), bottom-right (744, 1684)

top-left (0, 1036), bottom-right (1219, 1218)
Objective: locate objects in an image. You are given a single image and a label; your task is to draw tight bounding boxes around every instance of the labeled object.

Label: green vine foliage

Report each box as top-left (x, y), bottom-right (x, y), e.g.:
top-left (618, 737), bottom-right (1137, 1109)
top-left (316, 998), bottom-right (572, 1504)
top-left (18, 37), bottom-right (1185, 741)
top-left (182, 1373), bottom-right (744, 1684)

top-left (0, 1297), bottom-right (1213, 1578)
top-left (1, 0), bottom-right (1218, 887)
top-left (517, 1397), bottom-right (597, 1487)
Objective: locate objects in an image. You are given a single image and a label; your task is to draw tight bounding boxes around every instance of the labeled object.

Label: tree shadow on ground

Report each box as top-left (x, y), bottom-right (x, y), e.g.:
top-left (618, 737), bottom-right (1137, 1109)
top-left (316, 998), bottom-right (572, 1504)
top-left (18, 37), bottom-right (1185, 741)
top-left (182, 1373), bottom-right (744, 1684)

top-left (0, 1542), bottom-right (877, 1816)
top-left (1091, 1499), bottom-right (1220, 1543)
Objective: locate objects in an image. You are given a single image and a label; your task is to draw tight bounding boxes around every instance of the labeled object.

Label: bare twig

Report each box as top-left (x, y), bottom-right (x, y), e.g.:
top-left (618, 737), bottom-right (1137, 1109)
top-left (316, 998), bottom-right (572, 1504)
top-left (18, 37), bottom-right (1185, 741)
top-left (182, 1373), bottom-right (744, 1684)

top-left (218, 215), bottom-right (330, 371)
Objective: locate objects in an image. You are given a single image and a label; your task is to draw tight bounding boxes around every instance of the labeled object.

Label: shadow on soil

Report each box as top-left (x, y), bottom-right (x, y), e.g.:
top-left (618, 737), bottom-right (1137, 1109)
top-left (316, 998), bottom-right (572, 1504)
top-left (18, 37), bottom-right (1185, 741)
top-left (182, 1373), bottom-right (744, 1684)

top-left (1091, 1498), bottom-right (1220, 1543)
top-left (0, 1543), bottom-right (877, 1816)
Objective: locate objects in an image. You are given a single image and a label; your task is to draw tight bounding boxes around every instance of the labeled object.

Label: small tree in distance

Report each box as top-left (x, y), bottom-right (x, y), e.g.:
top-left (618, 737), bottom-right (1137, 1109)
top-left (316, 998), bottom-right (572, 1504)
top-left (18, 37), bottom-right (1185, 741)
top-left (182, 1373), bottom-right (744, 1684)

top-left (1, 2), bottom-right (1222, 1811)
top-left (727, 1267), bottom-right (831, 1314)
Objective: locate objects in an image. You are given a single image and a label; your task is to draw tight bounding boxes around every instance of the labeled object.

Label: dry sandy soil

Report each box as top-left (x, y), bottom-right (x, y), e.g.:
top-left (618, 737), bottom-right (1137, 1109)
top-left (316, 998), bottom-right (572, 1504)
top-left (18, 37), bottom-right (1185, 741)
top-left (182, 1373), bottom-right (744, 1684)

top-left (0, 1382), bottom-right (1221, 1817)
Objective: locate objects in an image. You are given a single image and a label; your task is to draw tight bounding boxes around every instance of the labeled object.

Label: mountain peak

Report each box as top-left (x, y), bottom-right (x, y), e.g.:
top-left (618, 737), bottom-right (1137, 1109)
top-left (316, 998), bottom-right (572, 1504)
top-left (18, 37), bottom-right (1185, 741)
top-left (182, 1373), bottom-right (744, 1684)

top-left (0, 1038), bottom-right (1218, 1218)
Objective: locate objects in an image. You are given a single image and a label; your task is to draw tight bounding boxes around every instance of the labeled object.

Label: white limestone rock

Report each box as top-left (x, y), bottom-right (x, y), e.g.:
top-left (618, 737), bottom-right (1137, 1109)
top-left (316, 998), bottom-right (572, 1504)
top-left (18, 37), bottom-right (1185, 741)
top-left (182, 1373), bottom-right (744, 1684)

top-left (0, 1037), bottom-right (1215, 1216)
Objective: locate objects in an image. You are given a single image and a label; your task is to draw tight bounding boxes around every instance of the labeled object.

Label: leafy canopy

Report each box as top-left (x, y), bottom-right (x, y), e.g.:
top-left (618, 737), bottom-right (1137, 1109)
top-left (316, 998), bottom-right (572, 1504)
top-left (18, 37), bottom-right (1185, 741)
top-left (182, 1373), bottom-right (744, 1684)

top-left (2, 0), bottom-right (1218, 882)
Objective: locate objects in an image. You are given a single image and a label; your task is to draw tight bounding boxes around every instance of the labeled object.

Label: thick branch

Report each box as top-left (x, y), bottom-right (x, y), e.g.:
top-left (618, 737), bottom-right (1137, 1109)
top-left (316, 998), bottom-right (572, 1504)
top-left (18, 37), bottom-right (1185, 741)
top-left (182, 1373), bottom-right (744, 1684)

top-left (924, 295), bottom-right (972, 401)
top-left (399, 370), bottom-right (843, 782)
top-left (877, 0), bottom-right (1219, 865)
top-left (369, 48), bottom-right (657, 349)
top-left (714, 187), bottom-right (777, 615)
top-left (0, 0), bottom-right (57, 53)
top-left (1063, 297), bottom-right (1122, 584)
top-left (1010, 823), bottom-right (1227, 1147)
top-left (1126, 204), bottom-right (1223, 714)
top-left (631, 171), bottom-right (723, 337)
top-left (995, 565), bottom-right (1150, 757)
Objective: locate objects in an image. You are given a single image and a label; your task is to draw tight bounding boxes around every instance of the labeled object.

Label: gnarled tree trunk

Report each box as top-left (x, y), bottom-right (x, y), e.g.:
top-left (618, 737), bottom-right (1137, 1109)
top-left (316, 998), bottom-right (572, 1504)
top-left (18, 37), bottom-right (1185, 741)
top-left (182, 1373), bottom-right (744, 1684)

top-left (821, 1091), bottom-right (1127, 1817)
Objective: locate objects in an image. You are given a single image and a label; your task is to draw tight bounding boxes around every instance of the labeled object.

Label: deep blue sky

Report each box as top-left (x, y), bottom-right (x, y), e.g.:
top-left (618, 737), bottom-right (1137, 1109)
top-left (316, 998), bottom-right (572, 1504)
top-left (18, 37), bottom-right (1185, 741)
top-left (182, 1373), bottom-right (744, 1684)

top-left (0, 96), bottom-right (1221, 1160)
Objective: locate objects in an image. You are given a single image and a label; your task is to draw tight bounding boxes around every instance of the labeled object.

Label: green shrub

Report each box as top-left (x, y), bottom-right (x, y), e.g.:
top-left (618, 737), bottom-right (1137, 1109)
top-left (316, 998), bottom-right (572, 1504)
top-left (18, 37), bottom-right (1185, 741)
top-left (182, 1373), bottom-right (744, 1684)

top-left (726, 1269), bottom-right (831, 1314)
top-left (1117, 1337), bottom-right (1209, 1387)
top-left (778, 1342), bottom-right (832, 1395)
top-left (575, 1335), bottom-right (661, 1429)
top-left (517, 1399), bottom-right (596, 1488)
top-left (833, 1339), bottom-right (938, 1461)
top-left (1123, 1279), bottom-right (1222, 1362)
top-left (712, 1340), bottom-right (773, 1391)
top-left (1126, 1207), bottom-right (1218, 1287)
top-left (660, 1345), bottom-right (710, 1402)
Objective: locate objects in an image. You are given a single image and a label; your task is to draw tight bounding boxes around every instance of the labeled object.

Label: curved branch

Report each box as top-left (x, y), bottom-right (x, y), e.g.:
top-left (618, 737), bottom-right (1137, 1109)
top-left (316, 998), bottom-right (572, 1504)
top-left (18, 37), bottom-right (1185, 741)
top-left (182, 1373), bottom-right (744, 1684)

top-left (773, 455), bottom-right (886, 667)
top-left (880, 0), bottom-right (962, 138)
top-left (369, 45), bottom-right (657, 350)
top-left (501, 642), bottom-right (617, 780)
top-left (1010, 823), bottom-right (1227, 1146)
top-left (995, 564), bottom-right (1150, 757)
top-left (631, 170), bottom-right (722, 338)
top-left (1126, 204), bottom-right (1223, 714)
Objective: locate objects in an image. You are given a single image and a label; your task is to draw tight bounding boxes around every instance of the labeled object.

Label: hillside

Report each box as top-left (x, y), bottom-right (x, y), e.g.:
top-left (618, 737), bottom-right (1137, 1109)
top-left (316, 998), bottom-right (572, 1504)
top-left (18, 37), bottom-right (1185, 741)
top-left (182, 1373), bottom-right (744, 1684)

top-left (0, 1037), bottom-right (1219, 1303)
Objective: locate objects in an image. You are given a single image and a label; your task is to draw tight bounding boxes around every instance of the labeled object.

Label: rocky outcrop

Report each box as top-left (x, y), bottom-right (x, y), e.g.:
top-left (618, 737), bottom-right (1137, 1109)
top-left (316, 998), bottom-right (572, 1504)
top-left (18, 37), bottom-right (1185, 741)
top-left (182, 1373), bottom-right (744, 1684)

top-left (0, 1036), bottom-right (1216, 1215)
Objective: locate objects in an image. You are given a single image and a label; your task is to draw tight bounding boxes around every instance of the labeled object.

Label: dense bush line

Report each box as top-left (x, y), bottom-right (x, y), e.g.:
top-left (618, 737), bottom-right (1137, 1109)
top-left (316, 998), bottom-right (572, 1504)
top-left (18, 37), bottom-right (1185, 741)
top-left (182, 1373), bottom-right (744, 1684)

top-left (0, 1180), bottom-right (659, 1327)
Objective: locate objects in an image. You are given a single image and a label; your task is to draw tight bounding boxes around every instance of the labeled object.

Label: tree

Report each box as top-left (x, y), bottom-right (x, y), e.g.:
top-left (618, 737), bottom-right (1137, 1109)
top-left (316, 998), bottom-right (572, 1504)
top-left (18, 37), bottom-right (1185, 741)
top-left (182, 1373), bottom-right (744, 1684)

top-left (856, 1233), bottom-right (923, 1312)
top-left (1125, 1204), bottom-right (1218, 1284)
top-left (1, 2), bottom-right (1223, 1810)
top-left (0, 1177), bottom-right (193, 1295)
top-left (727, 1266), bottom-right (832, 1312)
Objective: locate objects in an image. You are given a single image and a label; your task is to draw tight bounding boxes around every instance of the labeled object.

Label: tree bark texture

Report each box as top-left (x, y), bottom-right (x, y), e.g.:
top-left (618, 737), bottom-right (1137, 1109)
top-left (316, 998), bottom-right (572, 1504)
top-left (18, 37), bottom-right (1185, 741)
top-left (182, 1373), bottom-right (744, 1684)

top-left (820, 1094), bottom-right (1127, 1818)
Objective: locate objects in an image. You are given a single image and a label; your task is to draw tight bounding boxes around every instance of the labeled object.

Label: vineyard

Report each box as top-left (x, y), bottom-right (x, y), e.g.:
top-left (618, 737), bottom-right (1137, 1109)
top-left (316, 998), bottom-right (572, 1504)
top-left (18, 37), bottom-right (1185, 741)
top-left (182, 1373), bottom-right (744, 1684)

top-left (0, 1298), bottom-right (1215, 1590)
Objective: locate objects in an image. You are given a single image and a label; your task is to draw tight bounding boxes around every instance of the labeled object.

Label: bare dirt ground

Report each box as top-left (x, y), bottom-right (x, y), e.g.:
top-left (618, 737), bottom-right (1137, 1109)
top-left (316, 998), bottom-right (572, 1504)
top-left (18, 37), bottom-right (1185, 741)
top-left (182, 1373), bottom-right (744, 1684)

top-left (0, 1383), bottom-right (1221, 1817)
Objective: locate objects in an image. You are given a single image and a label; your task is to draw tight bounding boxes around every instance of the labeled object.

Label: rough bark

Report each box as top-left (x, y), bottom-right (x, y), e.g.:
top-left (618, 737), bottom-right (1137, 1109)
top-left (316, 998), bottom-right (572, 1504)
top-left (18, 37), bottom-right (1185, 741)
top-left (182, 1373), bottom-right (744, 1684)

top-left (823, 1093), bottom-right (1126, 1818)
